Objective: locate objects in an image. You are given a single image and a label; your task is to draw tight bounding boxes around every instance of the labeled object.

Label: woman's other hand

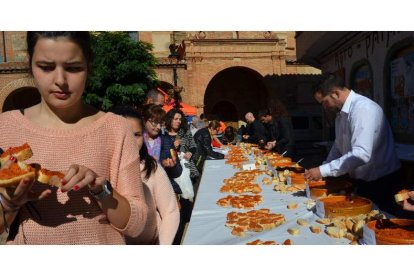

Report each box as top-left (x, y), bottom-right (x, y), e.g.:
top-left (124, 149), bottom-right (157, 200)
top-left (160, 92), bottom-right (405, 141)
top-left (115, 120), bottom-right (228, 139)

top-left (162, 158), bottom-right (176, 168)
top-left (183, 152), bottom-right (192, 160)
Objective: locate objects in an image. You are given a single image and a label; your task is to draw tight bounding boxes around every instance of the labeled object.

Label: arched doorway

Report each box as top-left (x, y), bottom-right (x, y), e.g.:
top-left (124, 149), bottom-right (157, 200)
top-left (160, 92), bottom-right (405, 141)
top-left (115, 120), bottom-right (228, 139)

top-left (2, 87), bottom-right (41, 112)
top-left (210, 100), bottom-right (238, 121)
top-left (204, 66), bottom-right (268, 121)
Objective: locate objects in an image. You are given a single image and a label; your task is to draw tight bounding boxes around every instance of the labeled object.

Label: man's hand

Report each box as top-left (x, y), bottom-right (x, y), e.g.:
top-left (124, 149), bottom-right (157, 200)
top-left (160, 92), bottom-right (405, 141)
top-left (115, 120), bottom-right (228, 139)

top-left (402, 191), bottom-right (414, 212)
top-left (265, 141), bottom-right (276, 150)
top-left (304, 167), bottom-right (322, 181)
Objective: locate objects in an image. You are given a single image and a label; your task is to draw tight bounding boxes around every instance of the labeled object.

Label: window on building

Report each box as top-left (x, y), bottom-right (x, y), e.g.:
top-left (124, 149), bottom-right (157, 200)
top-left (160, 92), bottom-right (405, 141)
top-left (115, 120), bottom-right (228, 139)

top-left (388, 45), bottom-right (414, 143)
top-left (351, 61), bottom-right (373, 99)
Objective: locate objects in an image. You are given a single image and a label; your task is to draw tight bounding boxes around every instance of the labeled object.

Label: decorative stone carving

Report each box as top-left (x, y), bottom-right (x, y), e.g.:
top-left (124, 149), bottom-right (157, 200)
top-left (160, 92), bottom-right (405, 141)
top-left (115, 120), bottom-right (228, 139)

top-left (197, 31), bottom-right (206, 39)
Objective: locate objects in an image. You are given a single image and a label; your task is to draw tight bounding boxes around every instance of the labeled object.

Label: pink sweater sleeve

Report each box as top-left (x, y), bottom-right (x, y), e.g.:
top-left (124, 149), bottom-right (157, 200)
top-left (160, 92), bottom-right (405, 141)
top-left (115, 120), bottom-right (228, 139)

top-left (109, 122), bottom-right (148, 238)
top-left (152, 166), bottom-right (180, 245)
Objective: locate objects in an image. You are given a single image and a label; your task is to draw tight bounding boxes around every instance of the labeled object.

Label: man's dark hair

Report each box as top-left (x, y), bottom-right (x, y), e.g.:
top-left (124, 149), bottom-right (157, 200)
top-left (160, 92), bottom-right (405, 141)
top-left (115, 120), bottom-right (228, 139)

top-left (258, 108), bottom-right (272, 119)
top-left (145, 89), bottom-right (164, 103)
top-left (313, 73), bottom-right (346, 97)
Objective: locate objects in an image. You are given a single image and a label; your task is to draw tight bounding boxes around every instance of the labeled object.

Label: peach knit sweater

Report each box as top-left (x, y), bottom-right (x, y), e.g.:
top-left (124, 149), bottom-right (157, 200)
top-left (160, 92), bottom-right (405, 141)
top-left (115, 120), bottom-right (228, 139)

top-left (131, 164), bottom-right (179, 245)
top-left (0, 110), bottom-right (148, 244)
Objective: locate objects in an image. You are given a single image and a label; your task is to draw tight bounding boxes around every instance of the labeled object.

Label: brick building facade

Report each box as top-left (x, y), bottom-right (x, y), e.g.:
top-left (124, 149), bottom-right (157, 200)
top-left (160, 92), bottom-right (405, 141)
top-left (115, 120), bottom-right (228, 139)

top-left (0, 31), bottom-right (321, 121)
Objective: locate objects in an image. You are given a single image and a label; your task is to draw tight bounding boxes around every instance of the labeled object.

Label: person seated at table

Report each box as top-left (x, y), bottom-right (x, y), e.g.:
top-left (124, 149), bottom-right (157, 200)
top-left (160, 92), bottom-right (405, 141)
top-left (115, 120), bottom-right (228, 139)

top-left (220, 126), bottom-right (239, 145)
top-left (142, 104), bottom-right (182, 195)
top-left (111, 106), bottom-right (180, 245)
top-left (242, 112), bottom-right (266, 146)
top-left (193, 120), bottom-right (225, 171)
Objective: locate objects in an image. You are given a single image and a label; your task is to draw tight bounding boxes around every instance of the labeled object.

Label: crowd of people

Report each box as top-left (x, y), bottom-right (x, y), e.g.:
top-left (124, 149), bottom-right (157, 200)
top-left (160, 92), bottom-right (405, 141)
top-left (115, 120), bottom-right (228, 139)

top-left (0, 32), bottom-right (412, 245)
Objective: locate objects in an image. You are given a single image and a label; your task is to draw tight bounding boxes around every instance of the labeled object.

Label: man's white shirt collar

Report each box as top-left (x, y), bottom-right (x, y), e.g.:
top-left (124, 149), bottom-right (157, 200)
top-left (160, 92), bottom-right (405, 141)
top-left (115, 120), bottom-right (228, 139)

top-left (340, 90), bottom-right (355, 114)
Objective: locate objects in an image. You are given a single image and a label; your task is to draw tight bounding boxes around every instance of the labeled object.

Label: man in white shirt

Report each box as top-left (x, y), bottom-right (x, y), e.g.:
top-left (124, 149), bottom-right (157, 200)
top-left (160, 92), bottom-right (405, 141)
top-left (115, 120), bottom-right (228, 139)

top-left (304, 74), bottom-right (402, 215)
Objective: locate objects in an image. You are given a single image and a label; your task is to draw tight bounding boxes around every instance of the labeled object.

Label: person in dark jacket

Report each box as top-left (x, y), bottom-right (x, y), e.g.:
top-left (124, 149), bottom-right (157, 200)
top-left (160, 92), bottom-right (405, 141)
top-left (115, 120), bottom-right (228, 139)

top-left (242, 112), bottom-right (266, 146)
top-left (193, 120), bottom-right (225, 172)
top-left (259, 103), bottom-right (295, 158)
top-left (142, 104), bottom-right (182, 194)
top-left (220, 126), bottom-right (239, 145)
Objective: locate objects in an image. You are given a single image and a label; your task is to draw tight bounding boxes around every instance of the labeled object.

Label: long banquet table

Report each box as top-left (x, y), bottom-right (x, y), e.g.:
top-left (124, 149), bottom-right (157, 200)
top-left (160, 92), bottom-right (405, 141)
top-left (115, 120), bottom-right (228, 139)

top-left (182, 159), bottom-right (350, 245)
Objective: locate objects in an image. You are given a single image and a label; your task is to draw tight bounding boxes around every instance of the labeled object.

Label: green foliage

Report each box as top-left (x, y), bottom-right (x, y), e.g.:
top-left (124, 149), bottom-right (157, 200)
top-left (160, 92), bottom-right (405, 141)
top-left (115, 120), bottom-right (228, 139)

top-left (84, 32), bottom-right (159, 110)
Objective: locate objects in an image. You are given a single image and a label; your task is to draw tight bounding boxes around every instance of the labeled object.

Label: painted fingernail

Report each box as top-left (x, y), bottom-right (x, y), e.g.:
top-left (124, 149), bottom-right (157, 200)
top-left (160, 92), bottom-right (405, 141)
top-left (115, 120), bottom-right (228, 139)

top-left (22, 179), bottom-right (30, 185)
top-left (9, 156), bottom-right (16, 161)
top-left (60, 188), bottom-right (66, 193)
top-left (61, 179), bottom-right (67, 186)
top-left (73, 185), bottom-right (80, 191)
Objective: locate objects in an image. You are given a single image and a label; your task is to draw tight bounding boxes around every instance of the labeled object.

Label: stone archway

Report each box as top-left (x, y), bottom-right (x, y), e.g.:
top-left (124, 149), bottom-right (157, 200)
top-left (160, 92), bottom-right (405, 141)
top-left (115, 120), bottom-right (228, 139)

top-left (204, 66), bottom-right (268, 121)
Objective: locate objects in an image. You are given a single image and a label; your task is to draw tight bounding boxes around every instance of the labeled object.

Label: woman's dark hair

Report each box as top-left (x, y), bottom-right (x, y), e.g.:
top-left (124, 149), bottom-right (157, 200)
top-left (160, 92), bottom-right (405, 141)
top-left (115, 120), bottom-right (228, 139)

top-left (110, 105), bottom-right (157, 179)
top-left (268, 100), bottom-right (289, 119)
top-left (208, 120), bottom-right (221, 130)
top-left (142, 103), bottom-right (166, 124)
top-left (164, 108), bottom-right (188, 132)
top-left (26, 31), bottom-right (92, 74)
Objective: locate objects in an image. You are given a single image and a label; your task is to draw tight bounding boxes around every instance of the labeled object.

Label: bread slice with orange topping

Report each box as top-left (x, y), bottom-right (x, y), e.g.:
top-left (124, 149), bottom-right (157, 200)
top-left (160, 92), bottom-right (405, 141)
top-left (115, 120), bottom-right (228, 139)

top-left (37, 168), bottom-right (65, 187)
top-left (0, 143), bottom-right (33, 166)
top-left (0, 161), bottom-right (36, 187)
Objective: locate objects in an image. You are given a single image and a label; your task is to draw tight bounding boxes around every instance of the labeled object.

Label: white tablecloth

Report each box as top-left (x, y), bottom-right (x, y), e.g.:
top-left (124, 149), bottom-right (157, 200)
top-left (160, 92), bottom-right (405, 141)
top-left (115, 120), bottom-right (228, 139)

top-left (182, 160), bottom-right (350, 245)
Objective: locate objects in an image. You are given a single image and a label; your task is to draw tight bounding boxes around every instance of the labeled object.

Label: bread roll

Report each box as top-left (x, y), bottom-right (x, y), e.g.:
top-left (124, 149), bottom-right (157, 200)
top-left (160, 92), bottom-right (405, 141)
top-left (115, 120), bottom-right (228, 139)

top-left (345, 218), bottom-right (355, 232)
top-left (345, 232), bottom-right (358, 241)
top-left (394, 189), bottom-right (410, 202)
top-left (316, 218), bottom-right (331, 225)
top-left (325, 226), bottom-right (346, 238)
top-left (352, 219), bottom-right (365, 236)
top-left (310, 225), bottom-right (321, 234)
top-left (287, 228), bottom-right (300, 235)
top-left (287, 202), bottom-right (298, 209)
top-left (296, 219), bottom-right (309, 226)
